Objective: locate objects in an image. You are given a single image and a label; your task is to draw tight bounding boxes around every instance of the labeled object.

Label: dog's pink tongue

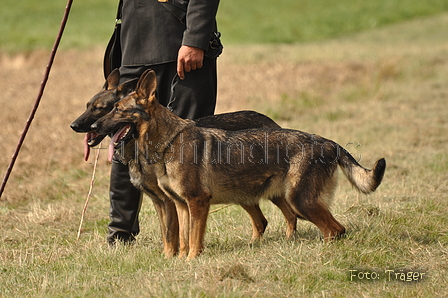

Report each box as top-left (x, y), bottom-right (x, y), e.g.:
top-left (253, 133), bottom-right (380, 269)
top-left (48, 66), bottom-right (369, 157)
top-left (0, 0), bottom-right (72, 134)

top-left (108, 140), bottom-right (115, 162)
top-left (108, 126), bottom-right (128, 162)
top-left (84, 133), bottom-right (91, 161)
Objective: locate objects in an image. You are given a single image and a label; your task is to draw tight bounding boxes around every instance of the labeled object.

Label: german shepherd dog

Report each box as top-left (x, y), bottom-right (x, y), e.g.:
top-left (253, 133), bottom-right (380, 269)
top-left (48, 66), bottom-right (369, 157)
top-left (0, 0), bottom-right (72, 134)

top-left (91, 70), bottom-right (386, 259)
top-left (70, 69), bottom-right (138, 161)
top-left (71, 69), bottom-right (296, 257)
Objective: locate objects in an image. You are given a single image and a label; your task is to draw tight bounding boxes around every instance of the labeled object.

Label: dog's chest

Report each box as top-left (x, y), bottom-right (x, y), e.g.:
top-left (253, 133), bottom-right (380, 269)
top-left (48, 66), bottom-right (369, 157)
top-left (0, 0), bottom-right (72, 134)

top-left (128, 163), bottom-right (144, 190)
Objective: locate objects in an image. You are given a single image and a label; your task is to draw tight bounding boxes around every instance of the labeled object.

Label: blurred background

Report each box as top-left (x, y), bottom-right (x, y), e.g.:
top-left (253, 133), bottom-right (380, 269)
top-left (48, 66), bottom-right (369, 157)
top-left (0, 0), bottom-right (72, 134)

top-left (1, 0), bottom-right (447, 52)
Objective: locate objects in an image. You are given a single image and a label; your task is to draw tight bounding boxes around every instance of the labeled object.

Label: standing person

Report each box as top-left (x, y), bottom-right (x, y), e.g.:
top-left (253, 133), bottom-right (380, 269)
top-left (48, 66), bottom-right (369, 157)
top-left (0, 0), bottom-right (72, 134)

top-left (107, 0), bottom-right (222, 245)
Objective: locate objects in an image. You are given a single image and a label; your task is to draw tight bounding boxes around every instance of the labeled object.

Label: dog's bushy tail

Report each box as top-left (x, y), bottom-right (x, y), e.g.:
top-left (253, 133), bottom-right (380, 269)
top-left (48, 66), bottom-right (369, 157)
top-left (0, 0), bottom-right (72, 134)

top-left (337, 148), bottom-right (386, 194)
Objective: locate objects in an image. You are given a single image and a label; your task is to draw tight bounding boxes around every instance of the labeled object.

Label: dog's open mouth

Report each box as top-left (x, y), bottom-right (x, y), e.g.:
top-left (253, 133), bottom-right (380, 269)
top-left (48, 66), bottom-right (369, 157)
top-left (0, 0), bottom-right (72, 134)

top-left (108, 124), bottom-right (134, 162)
top-left (83, 132), bottom-right (107, 161)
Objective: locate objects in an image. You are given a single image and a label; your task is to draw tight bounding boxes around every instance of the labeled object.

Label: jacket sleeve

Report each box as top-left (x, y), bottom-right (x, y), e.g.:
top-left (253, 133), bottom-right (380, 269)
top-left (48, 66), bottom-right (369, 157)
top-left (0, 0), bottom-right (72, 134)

top-left (181, 0), bottom-right (220, 51)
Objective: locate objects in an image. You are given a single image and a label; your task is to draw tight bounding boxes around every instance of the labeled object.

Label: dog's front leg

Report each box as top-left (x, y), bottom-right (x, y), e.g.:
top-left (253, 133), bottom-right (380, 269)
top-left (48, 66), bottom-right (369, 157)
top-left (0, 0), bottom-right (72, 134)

top-left (150, 196), bottom-right (170, 255)
top-left (187, 197), bottom-right (211, 260)
top-left (147, 190), bottom-right (179, 258)
top-left (240, 204), bottom-right (268, 242)
top-left (163, 199), bottom-right (180, 258)
top-left (174, 200), bottom-right (190, 258)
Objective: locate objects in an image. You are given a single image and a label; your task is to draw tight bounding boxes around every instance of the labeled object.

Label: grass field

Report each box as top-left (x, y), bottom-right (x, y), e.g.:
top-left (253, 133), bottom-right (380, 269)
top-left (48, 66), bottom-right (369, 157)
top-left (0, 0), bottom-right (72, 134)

top-left (1, 0), bottom-right (448, 51)
top-left (1, 3), bottom-right (448, 298)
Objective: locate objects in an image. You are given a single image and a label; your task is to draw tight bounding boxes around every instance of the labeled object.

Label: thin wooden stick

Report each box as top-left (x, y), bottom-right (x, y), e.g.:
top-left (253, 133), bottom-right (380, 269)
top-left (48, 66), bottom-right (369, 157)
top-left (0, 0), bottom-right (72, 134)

top-left (0, 0), bottom-right (74, 199)
top-left (77, 144), bottom-right (102, 240)
top-left (209, 204), bottom-right (232, 214)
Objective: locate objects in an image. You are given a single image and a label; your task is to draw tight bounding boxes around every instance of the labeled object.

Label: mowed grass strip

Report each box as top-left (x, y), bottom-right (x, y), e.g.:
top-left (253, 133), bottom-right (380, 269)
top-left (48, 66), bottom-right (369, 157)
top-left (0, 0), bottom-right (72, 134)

top-left (1, 0), bottom-right (448, 52)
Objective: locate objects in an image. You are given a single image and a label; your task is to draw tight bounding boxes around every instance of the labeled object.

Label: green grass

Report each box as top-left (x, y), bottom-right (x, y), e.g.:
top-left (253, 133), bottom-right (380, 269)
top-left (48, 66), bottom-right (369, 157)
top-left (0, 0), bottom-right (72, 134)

top-left (0, 0), bottom-right (117, 52)
top-left (1, 0), bottom-right (448, 52)
top-left (218, 0), bottom-right (448, 44)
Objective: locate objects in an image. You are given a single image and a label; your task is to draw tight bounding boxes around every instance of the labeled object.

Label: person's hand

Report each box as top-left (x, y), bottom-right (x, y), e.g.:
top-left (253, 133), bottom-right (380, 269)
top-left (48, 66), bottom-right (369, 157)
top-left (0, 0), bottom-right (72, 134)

top-left (177, 45), bottom-right (204, 80)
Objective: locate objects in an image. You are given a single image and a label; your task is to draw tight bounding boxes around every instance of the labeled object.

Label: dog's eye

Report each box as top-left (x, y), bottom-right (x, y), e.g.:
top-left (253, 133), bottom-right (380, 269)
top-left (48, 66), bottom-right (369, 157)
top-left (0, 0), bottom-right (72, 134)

top-left (115, 108), bottom-right (122, 114)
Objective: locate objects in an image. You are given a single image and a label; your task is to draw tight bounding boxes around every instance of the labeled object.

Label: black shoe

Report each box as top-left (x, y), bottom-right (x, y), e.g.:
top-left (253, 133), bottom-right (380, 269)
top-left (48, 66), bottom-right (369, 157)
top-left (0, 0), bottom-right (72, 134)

top-left (107, 231), bottom-right (137, 247)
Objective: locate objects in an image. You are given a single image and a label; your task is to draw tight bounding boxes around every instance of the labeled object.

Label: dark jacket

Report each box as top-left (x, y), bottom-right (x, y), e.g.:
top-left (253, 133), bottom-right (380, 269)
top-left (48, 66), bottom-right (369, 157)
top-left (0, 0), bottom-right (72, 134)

top-left (120, 0), bottom-right (219, 67)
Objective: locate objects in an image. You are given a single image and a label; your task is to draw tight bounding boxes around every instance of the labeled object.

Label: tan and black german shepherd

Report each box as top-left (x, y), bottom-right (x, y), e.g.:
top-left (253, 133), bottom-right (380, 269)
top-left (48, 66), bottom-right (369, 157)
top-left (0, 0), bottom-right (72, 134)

top-left (70, 69), bottom-right (138, 161)
top-left (71, 69), bottom-right (297, 257)
top-left (91, 70), bottom-right (386, 259)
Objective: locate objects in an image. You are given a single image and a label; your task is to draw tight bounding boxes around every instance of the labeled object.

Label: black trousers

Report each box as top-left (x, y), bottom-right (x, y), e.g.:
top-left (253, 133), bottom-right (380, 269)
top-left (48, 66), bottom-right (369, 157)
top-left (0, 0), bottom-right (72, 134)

top-left (107, 57), bottom-right (217, 243)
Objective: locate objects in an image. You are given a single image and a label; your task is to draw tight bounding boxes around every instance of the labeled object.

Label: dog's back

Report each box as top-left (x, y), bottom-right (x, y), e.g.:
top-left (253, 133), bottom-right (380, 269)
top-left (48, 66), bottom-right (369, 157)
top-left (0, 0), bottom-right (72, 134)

top-left (195, 110), bottom-right (280, 130)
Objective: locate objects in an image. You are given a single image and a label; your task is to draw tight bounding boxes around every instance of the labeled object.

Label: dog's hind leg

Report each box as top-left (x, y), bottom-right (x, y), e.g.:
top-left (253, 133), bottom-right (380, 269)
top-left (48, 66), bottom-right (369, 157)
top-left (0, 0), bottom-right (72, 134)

top-left (240, 204), bottom-right (268, 241)
top-left (287, 171), bottom-right (345, 241)
top-left (270, 196), bottom-right (297, 239)
top-left (299, 202), bottom-right (346, 241)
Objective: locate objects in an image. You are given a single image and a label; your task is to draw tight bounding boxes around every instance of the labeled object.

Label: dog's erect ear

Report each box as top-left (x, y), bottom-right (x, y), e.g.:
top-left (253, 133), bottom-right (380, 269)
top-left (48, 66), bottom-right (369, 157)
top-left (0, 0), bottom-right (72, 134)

top-left (136, 70), bottom-right (157, 106)
top-left (103, 68), bottom-right (120, 90)
top-left (116, 78), bottom-right (138, 99)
